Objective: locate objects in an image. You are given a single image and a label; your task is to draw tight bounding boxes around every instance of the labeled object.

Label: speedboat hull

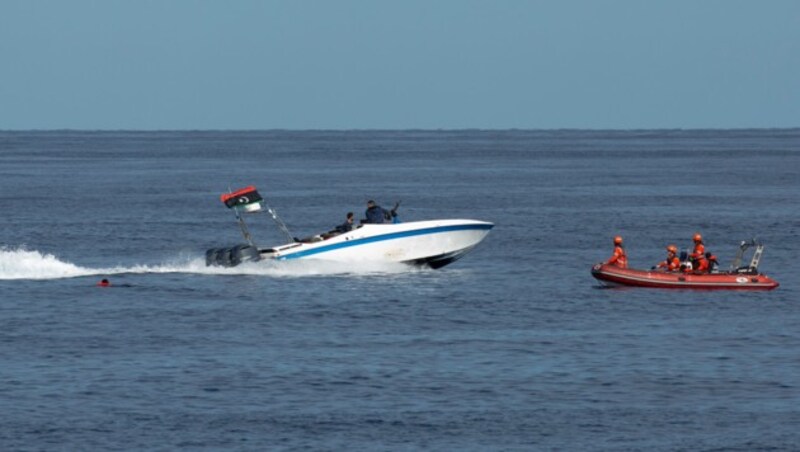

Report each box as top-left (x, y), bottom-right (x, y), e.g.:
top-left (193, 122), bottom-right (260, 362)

top-left (591, 263), bottom-right (779, 290)
top-left (262, 219), bottom-right (493, 268)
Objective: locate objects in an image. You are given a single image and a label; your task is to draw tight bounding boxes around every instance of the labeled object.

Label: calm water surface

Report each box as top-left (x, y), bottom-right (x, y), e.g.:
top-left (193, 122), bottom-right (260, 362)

top-left (1, 130), bottom-right (799, 450)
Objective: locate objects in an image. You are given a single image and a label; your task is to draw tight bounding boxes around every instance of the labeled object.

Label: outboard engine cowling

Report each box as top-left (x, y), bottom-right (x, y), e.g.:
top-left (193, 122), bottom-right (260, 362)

top-left (206, 244), bottom-right (261, 267)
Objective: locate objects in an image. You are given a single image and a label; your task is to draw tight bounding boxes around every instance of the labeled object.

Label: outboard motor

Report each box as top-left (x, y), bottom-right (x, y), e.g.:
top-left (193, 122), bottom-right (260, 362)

top-left (706, 252), bottom-right (719, 273)
top-left (206, 244), bottom-right (261, 267)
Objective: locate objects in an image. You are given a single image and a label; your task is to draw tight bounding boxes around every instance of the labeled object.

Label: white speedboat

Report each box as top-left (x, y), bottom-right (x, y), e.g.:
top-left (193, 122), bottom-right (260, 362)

top-left (206, 186), bottom-right (493, 269)
top-left (261, 219), bottom-right (493, 268)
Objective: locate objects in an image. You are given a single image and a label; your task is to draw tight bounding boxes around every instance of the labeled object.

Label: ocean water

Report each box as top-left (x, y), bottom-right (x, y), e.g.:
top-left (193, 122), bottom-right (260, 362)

top-left (1, 129), bottom-right (799, 450)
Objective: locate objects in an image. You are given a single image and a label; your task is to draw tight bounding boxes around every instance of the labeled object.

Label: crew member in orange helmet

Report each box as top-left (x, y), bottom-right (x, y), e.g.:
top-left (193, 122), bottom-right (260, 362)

top-left (605, 236), bottom-right (628, 269)
top-left (687, 233), bottom-right (709, 273)
top-left (655, 244), bottom-right (681, 271)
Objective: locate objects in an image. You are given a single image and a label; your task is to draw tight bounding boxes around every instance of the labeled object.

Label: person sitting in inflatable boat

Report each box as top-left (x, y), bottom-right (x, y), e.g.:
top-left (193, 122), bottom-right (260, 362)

top-left (654, 244), bottom-right (681, 272)
top-left (605, 236), bottom-right (628, 269)
top-left (686, 233), bottom-right (718, 274)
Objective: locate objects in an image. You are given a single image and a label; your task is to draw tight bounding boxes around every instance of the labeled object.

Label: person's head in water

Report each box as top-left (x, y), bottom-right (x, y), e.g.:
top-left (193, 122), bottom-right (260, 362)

top-left (97, 278), bottom-right (110, 287)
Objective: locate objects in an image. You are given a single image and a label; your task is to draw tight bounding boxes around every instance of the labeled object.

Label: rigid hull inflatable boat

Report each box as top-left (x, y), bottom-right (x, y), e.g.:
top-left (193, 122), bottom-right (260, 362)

top-left (591, 264), bottom-right (779, 290)
top-left (591, 239), bottom-right (779, 290)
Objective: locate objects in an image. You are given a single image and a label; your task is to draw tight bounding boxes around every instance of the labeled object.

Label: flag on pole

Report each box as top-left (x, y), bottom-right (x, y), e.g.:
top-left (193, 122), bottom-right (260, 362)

top-left (221, 186), bottom-right (263, 212)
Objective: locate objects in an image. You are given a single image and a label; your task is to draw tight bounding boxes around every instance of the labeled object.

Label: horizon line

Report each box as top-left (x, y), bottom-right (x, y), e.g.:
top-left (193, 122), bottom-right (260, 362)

top-left (2, 127), bottom-right (799, 133)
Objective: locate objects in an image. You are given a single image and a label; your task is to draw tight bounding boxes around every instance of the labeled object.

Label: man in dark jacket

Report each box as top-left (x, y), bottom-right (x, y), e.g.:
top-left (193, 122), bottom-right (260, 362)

top-left (364, 200), bottom-right (400, 224)
top-left (364, 200), bottom-right (389, 224)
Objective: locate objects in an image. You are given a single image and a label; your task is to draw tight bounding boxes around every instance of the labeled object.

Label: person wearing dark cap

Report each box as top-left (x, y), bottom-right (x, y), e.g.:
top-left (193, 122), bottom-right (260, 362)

top-left (364, 200), bottom-right (392, 224)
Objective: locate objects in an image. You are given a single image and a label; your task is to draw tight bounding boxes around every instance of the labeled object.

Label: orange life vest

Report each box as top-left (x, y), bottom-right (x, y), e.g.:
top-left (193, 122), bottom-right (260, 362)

top-left (689, 243), bottom-right (709, 272)
top-left (607, 245), bottom-right (628, 268)
top-left (690, 243), bottom-right (706, 260)
top-left (658, 255), bottom-right (681, 271)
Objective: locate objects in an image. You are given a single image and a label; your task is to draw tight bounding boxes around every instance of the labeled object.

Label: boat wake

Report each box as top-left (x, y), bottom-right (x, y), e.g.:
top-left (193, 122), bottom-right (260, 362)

top-left (0, 246), bottom-right (420, 281)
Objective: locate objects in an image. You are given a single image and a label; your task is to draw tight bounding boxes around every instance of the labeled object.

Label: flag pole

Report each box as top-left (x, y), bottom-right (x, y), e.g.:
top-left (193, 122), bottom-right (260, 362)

top-left (227, 186), bottom-right (255, 246)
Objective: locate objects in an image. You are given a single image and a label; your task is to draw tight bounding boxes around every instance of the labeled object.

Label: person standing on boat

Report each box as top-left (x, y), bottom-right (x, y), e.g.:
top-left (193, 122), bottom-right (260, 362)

top-left (364, 200), bottom-right (389, 223)
top-left (687, 233), bottom-right (710, 273)
top-left (363, 200), bottom-right (399, 224)
top-left (656, 244), bottom-right (681, 271)
top-left (605, 236), bottom-right (628, 269)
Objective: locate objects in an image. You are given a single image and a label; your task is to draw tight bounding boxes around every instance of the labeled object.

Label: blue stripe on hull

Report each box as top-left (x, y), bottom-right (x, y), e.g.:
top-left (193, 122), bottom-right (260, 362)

top-left (276, 223), bottom-right (492, 260)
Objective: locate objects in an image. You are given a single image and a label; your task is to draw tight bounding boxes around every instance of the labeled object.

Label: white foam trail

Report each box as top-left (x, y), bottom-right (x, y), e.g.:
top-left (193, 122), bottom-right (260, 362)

top-left (0, 246), bottom-right (420, 280)
top-left (0, 247), bottom-right (98, 280)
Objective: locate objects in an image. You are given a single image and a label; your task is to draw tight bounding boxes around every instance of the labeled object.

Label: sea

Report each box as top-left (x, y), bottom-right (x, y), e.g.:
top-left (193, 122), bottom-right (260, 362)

top-left (1, 129), bottom-right (799, 451)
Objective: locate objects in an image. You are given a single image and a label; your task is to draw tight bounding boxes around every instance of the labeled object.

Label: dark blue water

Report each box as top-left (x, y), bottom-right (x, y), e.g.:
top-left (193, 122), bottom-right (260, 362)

top-left (1, 130), bottom-right (799, 450)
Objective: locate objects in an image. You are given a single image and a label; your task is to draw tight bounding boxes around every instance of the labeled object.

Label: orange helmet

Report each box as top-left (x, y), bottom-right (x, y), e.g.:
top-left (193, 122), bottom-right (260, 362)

top-left (613, 236), bottom-right (623, 245)
top-left (666, 244), bottom-right (677, 253)
top-left (693, 233), bottom-right (703, 242)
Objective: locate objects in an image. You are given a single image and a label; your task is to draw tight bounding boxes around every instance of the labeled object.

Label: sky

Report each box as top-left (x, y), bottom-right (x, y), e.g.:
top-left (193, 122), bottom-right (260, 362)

top-left (1, 0), bottom-right (798, 130)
